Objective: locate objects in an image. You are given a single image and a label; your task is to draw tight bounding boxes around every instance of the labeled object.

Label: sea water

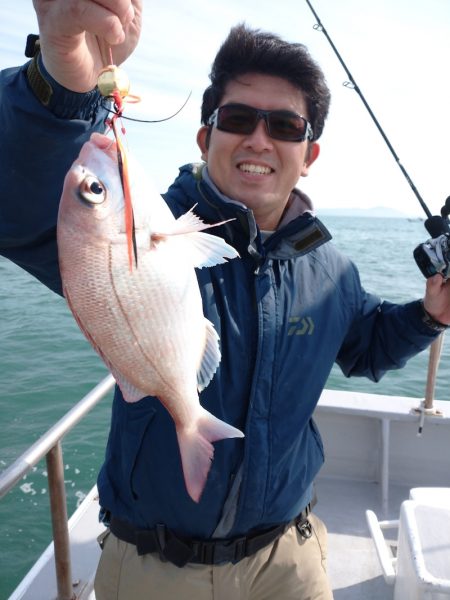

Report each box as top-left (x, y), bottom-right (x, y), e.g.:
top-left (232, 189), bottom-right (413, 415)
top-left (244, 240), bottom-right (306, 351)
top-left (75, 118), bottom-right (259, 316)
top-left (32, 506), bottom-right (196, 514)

top-left (0, 215), bottom-right (448, 597)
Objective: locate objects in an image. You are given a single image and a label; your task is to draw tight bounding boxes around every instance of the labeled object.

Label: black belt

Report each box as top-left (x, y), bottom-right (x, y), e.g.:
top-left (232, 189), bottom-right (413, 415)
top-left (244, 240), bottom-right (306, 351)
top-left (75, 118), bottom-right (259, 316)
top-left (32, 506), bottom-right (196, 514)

top-left (109, 504), bottom-right (312, 568)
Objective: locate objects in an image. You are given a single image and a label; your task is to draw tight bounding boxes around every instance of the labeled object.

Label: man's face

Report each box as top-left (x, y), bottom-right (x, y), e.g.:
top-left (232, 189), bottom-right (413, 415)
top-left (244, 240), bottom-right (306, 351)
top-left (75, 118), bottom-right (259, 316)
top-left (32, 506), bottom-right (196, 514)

top-left (197, 73), bottom-right (320, 230)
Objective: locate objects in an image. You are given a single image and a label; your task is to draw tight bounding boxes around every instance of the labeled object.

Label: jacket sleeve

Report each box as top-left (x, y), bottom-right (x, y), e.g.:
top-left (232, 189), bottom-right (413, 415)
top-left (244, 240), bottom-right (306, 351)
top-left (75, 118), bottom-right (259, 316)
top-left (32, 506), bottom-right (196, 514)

top-left (0, 57), bottom-right (108, 295)
top-left (336, 273), bottom-right (440, 382)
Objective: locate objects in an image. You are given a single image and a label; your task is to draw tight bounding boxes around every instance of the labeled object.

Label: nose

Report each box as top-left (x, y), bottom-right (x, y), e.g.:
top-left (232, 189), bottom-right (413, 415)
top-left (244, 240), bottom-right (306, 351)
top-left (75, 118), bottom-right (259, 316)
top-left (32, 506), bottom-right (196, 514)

top-left (242, 118), bottom-right (274, 152)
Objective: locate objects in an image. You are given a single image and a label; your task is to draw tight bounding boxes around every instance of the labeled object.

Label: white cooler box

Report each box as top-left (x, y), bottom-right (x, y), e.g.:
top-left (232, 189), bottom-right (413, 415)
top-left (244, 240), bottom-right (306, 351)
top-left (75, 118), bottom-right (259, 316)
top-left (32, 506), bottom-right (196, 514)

top-left (367, 487), bottom-right (450, 599)
top-left (395, 499), bottom-right (450, 599)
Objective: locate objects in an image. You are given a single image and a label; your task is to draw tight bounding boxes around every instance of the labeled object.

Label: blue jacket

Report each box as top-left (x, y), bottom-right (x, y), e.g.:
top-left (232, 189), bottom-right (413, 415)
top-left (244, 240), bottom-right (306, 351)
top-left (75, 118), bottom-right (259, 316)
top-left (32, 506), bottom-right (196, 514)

top-left (0, 61), bottom-right (439, 539)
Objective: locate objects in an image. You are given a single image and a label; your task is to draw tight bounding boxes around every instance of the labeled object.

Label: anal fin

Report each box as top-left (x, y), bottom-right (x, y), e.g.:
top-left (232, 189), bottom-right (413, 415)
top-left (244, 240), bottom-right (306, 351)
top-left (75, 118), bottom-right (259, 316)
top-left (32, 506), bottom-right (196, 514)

top-left (112, 368), bottom-right (148, 403)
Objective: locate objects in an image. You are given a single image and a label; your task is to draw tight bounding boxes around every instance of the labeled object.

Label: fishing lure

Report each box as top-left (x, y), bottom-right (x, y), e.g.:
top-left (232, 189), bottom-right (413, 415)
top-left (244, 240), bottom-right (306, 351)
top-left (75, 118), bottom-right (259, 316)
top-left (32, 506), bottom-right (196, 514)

top-left (97, 54), bottom-right (140, 270)
top-left (96, 55), bottom-right (191, 271)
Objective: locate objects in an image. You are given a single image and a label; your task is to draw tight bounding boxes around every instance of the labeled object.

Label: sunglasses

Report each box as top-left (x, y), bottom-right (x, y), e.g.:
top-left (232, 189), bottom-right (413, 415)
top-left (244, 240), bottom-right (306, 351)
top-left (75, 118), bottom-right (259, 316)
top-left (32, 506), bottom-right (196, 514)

top-left (207, 103), bottom-right (314, 142)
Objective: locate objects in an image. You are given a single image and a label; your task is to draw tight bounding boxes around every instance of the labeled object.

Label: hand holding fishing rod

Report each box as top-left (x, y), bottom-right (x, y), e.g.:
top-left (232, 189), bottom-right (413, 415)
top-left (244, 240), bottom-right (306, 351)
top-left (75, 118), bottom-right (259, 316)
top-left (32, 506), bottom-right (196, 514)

top-left (31, 0), bottom-right (142, 92)
top-left (305, 1), bottom-right (449, 430)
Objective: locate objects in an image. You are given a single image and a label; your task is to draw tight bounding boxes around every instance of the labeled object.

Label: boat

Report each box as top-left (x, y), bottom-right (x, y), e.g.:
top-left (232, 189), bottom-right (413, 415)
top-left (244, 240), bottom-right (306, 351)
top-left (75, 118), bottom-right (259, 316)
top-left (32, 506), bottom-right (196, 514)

top-left (1, 5), bottom-right (449, 599)
top-left (2, 347), bottom-right (450, 600)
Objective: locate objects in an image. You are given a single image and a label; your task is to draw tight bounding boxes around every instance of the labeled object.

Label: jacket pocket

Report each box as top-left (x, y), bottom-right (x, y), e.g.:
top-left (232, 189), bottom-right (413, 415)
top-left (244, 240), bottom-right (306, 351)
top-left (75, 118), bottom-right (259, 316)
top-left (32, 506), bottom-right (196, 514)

top-left (120, 403), bottom-right (157, 500)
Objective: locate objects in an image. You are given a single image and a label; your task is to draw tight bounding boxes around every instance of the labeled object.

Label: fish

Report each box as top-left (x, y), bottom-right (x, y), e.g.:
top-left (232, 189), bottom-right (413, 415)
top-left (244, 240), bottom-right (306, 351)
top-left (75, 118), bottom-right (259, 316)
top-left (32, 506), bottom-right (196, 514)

top-left (57, 132), bottom-right (244, 502)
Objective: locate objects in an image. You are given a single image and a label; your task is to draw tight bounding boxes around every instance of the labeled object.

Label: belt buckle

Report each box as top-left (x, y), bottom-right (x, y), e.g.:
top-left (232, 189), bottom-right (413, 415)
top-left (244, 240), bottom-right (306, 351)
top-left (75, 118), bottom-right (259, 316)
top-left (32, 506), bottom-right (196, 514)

top-left (203, 536), bottom-right (247, 565)
top-left (195, 540), bottom-right (215, 564)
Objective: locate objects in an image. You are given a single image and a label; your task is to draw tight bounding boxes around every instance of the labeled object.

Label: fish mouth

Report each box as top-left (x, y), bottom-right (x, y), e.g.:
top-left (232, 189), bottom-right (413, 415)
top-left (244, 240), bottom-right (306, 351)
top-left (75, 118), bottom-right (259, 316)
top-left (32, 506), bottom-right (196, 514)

top-left (77, 135), bottom-right (118, 176)
top-left (90, 132), bottom-right (115, 149)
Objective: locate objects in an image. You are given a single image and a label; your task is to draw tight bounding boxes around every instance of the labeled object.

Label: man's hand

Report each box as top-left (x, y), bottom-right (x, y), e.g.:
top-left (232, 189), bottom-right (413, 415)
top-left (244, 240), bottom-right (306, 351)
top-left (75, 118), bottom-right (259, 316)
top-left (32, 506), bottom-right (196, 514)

top-left (423, 274), bottom-right (450, 326)
top-left (32, 0), bottom-right (142, 92)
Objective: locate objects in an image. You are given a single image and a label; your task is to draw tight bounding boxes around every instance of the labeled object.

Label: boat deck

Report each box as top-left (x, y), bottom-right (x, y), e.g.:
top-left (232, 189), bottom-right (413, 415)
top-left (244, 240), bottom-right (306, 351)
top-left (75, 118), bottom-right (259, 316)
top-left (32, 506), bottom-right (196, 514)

top-left (315, 476), bottom-right (402, 599)
top-left (8, 389), bottom-right (450, 599)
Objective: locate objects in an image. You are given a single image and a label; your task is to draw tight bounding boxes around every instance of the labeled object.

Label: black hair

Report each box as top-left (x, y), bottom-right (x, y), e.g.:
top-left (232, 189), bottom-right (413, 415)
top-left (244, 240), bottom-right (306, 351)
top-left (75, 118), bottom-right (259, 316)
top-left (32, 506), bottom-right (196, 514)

top-left (201, 23), bottom-right (331, 141)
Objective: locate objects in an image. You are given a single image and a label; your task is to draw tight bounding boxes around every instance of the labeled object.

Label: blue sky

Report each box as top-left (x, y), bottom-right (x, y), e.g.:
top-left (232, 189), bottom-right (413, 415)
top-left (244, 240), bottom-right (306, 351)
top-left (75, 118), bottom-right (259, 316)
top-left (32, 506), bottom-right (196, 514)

top-left (1, 0), bottom-right (449, 217)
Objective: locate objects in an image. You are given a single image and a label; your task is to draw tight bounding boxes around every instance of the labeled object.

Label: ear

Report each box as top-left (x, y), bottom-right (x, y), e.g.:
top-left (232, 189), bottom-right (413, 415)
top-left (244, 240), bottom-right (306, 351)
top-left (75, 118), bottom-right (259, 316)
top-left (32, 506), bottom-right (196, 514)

top-left (197, 126), bottom-right (210, 161)
top-left (301, 142), bottom-right (320, 177)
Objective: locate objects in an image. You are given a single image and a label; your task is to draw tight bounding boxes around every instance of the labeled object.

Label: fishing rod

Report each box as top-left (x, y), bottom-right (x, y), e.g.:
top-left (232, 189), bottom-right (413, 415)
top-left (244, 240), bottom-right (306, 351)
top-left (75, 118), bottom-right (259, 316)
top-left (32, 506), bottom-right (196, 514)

top-left (305, 0), bottom-right (450, 279)
top-left (305, 0), bottom-right (431, 218)
top-left (306, 2), bottom-right (449, 428)
top-left (306, 0), bottom-right (450, 218)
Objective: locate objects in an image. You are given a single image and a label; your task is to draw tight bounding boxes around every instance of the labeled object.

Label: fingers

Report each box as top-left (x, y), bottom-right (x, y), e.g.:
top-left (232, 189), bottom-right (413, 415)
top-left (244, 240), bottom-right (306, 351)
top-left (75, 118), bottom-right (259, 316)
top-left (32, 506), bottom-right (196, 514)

top-left (31, 0), bottom-right (142, 91)
top-left (424, 274), bottom-right (450, 324)
top-left (68, 1), bottom-right (136, 45)
top-left (426, 274), bottom-right (445, 297)
top-left (33, 0), bottom-right (136, 45)
top-left (93, 1), bottom-right (136, 45)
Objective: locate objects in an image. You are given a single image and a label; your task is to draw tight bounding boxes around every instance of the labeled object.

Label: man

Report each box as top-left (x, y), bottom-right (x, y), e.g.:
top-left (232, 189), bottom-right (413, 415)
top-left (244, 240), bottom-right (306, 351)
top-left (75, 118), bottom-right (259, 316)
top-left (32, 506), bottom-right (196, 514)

top-left (1, 2), bottom-right (449, 599)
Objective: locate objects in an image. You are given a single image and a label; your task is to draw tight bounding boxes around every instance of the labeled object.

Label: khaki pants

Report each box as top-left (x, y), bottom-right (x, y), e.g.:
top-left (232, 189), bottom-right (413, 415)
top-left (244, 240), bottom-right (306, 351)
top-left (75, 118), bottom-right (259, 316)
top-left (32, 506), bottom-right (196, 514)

top-left (94, 514), bottom-right (334, 599)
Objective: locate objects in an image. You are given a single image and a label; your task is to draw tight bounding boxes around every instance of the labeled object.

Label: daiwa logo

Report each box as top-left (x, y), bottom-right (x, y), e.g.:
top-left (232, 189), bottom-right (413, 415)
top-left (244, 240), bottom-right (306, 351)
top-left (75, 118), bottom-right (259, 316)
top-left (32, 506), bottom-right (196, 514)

top-left (288, 316), bottom-right (315, 336)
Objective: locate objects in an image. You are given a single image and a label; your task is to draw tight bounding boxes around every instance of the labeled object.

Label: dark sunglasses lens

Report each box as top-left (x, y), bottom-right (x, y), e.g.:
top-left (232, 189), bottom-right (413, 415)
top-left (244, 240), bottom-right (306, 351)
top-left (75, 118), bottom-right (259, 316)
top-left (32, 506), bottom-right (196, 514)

top-left (216, 105), bottom-right (309, 141)
top-left (217, 105), bottom-right (258, 134)
top-left (268, 113), bottom-right (307, 141)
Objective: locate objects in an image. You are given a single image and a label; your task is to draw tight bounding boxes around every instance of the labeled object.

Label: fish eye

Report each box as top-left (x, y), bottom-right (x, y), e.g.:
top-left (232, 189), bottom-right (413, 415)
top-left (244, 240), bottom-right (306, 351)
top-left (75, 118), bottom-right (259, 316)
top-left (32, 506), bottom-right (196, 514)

top-left (79, 175), bottom-right (107, 205)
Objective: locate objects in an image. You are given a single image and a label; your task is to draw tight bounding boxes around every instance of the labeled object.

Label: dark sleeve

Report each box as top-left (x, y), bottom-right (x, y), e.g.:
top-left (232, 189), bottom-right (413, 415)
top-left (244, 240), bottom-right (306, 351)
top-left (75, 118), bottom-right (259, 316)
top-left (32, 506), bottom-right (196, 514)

top-left (336, 288), bottom-right (440, 382)
top-left (0, 56), bottom-right (108, 295)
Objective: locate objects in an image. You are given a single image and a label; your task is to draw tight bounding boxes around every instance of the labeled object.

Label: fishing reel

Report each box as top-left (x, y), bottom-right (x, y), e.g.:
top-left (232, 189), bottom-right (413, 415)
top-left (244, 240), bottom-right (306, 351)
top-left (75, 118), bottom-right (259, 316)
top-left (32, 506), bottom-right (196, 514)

top-left (414, 197), bottom-right (450, 280)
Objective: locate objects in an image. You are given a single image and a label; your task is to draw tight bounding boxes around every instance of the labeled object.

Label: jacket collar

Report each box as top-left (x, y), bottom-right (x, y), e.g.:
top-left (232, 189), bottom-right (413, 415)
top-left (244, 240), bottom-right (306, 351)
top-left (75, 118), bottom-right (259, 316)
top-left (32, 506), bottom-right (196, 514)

top-left (165, 163), bottom-right (332, 261)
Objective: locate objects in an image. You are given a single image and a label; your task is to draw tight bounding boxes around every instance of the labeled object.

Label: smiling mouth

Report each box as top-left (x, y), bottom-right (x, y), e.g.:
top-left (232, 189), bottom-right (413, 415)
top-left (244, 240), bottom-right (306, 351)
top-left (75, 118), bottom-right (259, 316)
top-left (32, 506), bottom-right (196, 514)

top-left (238, 163), bottom-right (273, 175)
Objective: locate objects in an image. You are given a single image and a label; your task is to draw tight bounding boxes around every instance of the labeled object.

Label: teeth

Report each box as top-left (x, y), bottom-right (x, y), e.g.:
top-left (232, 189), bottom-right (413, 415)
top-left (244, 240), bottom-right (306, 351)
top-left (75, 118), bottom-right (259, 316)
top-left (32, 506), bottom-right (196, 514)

top-left (239, 163), bottom-right (272, 175)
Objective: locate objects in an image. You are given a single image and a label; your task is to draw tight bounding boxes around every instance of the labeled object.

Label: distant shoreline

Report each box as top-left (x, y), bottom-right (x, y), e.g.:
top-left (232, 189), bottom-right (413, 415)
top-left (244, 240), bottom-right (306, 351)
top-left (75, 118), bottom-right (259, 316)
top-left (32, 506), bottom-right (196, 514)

top-left (317, 207), bottom-right (424, 220)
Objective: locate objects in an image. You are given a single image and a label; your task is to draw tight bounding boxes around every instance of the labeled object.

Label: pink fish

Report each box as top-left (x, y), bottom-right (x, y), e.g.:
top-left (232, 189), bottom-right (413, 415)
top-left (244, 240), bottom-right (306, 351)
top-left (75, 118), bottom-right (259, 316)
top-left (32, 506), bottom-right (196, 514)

top-left (57, 133), bottom-right (243, 502)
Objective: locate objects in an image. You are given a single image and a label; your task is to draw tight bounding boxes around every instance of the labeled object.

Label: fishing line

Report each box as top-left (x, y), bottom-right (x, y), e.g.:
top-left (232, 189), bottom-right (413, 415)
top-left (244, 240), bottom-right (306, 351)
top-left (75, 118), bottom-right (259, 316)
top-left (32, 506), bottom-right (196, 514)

top-left (305, 0), bottom-right (433, 220)
top-left (96, 44), bottom-right (192, 272)
top-left (101, 91), bottom-right (192, 123)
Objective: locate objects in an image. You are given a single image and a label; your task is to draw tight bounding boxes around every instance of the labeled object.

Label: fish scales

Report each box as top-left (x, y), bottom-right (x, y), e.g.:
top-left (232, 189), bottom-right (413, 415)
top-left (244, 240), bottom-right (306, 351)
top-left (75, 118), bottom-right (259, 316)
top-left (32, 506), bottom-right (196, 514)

top-left (57, 132), bottom-right (244, 502)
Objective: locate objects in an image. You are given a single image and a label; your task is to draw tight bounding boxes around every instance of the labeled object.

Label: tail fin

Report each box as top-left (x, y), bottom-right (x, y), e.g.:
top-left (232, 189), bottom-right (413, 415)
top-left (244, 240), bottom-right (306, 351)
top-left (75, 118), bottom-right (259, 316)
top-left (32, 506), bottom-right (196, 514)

top-left (176, 408), bottom-right (244, 503)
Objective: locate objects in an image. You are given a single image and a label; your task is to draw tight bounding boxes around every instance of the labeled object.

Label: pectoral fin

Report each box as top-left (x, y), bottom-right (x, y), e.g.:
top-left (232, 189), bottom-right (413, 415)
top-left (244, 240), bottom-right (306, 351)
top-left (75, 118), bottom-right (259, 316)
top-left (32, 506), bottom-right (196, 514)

top-left (153, 206), bottom-right (240, 269)
top-left (197, 319), bottom-right (221, 392)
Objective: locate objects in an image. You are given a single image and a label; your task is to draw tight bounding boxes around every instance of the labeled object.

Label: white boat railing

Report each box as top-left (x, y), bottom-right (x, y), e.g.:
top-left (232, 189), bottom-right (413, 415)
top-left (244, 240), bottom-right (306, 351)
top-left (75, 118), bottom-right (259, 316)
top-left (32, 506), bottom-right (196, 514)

top-left (0, 374), bottom-right (115, 600)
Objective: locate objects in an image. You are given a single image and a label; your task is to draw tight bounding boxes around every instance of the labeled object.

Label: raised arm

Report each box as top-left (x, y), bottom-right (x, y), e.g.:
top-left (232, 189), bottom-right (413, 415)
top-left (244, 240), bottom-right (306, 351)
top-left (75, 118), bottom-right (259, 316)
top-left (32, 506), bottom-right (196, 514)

top-left (0, 1), bottom-right (142, 294)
